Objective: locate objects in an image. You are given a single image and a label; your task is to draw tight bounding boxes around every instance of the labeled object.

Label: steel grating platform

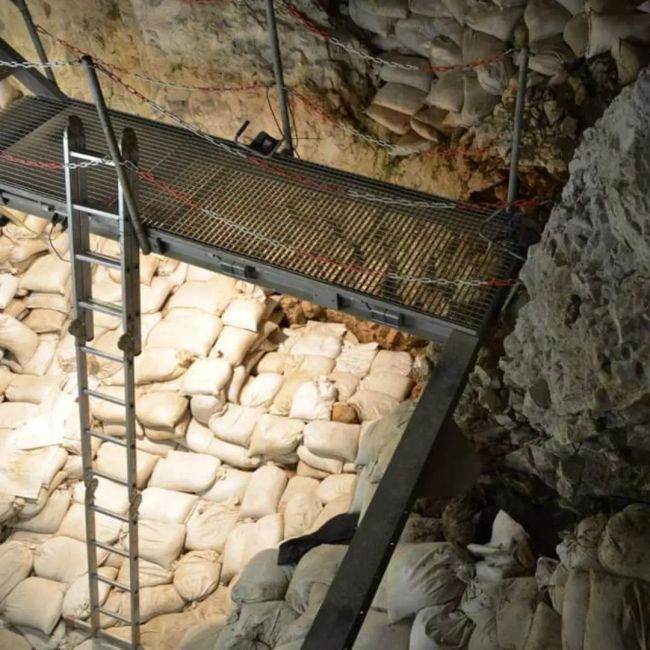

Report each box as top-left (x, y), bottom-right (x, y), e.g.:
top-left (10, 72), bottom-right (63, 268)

top-left (0, 96), bottom-right (516, 341)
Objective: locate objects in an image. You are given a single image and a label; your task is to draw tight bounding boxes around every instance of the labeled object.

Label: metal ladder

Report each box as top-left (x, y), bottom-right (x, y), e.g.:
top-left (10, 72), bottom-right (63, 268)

top-left (65, 113), bottom-right (142, 649)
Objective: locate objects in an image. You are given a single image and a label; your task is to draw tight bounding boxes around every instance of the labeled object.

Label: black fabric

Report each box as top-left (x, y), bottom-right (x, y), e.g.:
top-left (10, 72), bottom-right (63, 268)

top-left (277, 513), bottom-right (359, 565)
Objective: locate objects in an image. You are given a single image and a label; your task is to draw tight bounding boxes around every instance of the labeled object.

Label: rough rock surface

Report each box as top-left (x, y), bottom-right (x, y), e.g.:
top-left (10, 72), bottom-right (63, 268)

top-left (500, 69), bottom-right (650, 501)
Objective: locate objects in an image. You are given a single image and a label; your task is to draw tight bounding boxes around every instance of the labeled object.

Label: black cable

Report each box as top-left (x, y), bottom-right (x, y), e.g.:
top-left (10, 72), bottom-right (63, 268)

top-left (266, 85), bottom-right (283, 141)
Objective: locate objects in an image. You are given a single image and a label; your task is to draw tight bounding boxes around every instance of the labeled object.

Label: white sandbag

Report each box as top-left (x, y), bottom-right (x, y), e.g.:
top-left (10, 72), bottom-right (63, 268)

top-left (34, 535), bottom-right (107, 584)
top-left (89, 385), bottom-right (130, 424)
top-left (149, 449), bottom-right (220, 493)
top-left (109, 584), bottom-right (186, 624)
top-left (203, 436), bottom-right (262, 469)
top-left (19, 254), bottom-right (70, 294)
top-left (271, 373), bottom-right (312, 416)
top-left (349, 390), bottom-right (400, 422)
top-left (426, 71), bottom-right (464, 113)
top-left (212, 326), bottom-right (259, 366)
top-left (523, 602), bottom-right (561, 650)
top-left (290, 378), bottom-right (337, 421)
top-left (370, 350), bottom-right (412, 376)
top-left (285, 544), bottom-right (348, 613)
top-left (62, 566), bottom-right (116, 620)
top-left (201, 466), bottom-right (253, 504)
top-left (297, 445), bottom-right (343, 474)
top-left (496, 577), bottom-right (539, 650)
top-left (185, 499), bottom-right (239, 552)
top-left (303, 421), bottom-right (361, 463)
top-left (556, 513), bottom-right (606, 571)
top-left (139, 487), bottom-right (198, 524)
top-left (598, 504), bottom-right (650, 582)
top-left (166, 277), bottom-right (237, 314)
top-left (0, 314), bottom-right (39, 367)
top-left (329, 371), bottom-right (360, 402)
top-left (181, 358), bottom-right (233, 396)
top-left (120, 519), bottom-right (186, 568)
top-left (461, 72), bottom-right (500, 125)
top-left (0, 401), bottom-right (38, 428)
top-left (358, 0), bottom-right (408, 18)
top-left (466, 4), bottom-right (523, 40)
top-left (133, 348), bottom-right (194, 386)
top-left (14, 487), bottom-right (71, 534)
top-left (366, 104), bottom-right (413, 134)
top-left (256, 351), bottom-right (288, 374)
top-left (73, 477), bottom-right (129, 514)
top-left (174, 550), bottom-right (222, 601)
top-left (396, 15), bottom-right (462, 54)
top-left (525, 0), bottom-right (572, 42)
top-left (96, 442), bottom-right (159, 489)
top-left (385, 543), bottom-right (471, 623)
top-left (284, 489), bottom-right (323, 539)
top-left (587, 11), bottom-right (650, 58)
top-left (5, 374), bottom-right (61, 405)
top-left (0, 540), bottom-right (33, 600)
top-left (0, 365), bottom-right (11, 394)
top-left (563, 12), bottom-right (588, 57)
top-left (147, 311), bottom-right (223, 356)
top-left (290, 333), bottom-right (343, 359)
top-left (239, 372), bottom-right (284, 408)
top-left (57, 502), bottom-right (123, 545)
top-left (116, 557), bottom-right (173, 589)
top-left (222, 298), bottom-right (266, 332)
top-left (2, 576), bottom-right (66, 635)
top-left (410, 606), bottom-right (474, 650)
top-left (355, 610), bottom-right (412, 649)
top-left (136, 436), bottom-right (177, 457)
top-left (221, 514), bottom-right (284, 584)
top-left (136, 390), bottom-right (189, 430)
top-left (361, 372), bottom-right (413, 401)
top-left (240, 464), bottom-right (288, 520)
top-left (315, 474), bottom-right (357, 505)
top-left (0, 273), bottom-right (19, 309)
top-left (249, 414), bottom-right (304, 458)
top-left (529, 35), bottom-right (575, 77)
top-left (209, 404), bottom-right (265, 447)
top-left (561, 569), bottom-right (590, 650)
top-left (232, 548), bottom-right (294, 604)
top-left (225, 364), bottom-right (248, 404)
top-left (285, 354), bottom-right (335, 378)
top-left (22, 308), bottom-right (66, 335)
top-left (138, 277), bottom-right (175, 314)
top-left (190, 394), bottom-right (227, 425)
top-left (350, 0), bottom-right (396, 36)
top-left (20, 334), bottom-right (57, 376)
top-left (335, 342), bottom-right (378, 377)
top-left (379, 54), bottom-right (433, 92)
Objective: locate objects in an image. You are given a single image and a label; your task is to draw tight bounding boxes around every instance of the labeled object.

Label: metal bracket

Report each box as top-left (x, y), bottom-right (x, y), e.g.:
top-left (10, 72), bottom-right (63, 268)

top-left (219, 260), bottom-right (255, 279)
top-left (117, 334), bottom-right (136, 356)
top-left (68, 318), bottom-right (86, 339)
top-left (149, 237), bottom-right (167, 255)
top-left (369, 306), bottom-right (402, 328)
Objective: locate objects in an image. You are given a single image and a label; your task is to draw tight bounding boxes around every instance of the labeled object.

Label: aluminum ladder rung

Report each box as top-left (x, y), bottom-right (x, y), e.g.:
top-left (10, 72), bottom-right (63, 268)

top-left (72, 203), bottom-right (120, 221)
top-left (96, 574), bottom-right (132, 592)
top-left (86, 428), bottom-right (129, 447)
top-left (80, 345), bottom-right (124, 364)
top-left (75, 251), bottom-right (122, 270)
top-left (78, 297), bottom-right (122, 318)
top-left (92, 540), bottom-right (132, 558)
top-left (98, 606), bottom-right (135, 627)
top-left (84, 388), bottom-right (126, 407)
top-left (88, 467), bottom-right (130, 487)
top-left (89, 503), bottom-right (131, 524)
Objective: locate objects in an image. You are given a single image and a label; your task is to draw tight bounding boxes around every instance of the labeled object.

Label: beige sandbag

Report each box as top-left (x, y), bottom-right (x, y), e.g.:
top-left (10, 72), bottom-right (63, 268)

top-left (410, 606), bottom-right (475, 650)
top-left (0, 627), bottom-right (30, 650)
top-left (523, 602), bottom-right (562, 650)
top-left (563, 12), bottom-right (589, 56)
top-left (461, 73), bottom-right (500, 125)
top-left (555, 0), bottom-right (585, 14)
top-left (271, 373), bottom-right (312, 416)
top-left (57, 502), bottom-right (123, 544)
top-left (139, 487), bottom-right (198, 524)
top-left (147, 311), bottom-right (223, 357)
top-left (136, 391), bottom-right (189, 429)
top-left (0, 273), bottom-right (18, 309)
top-left (231, 548), bottom-right (294, 605)
top-left (296, 460), bottom-right (329, 480)
top-left (209, 403), bottom-right (265, 447)
top-left (290, 378), bottom-right (337, 421)
top-left (370, 350), bottom-right (413, 376)
top-left (62, 566), bottom-right (116, 620)
top-left (202, 436), bottom-right (261, 469)
top-left (529, 36), bottom-right (576, 77)
top-left (22, 308), bottom-right (66, 335)
top-left (379, 54), bottom-right (432, 92)
top-left (149, 450), bottom-right (220, 494)
top-left (358, 0), bottom-right (408, 18)
top-left (373, 82), bottom-right (429, 116)
top-left (350, 0), bottom-right (397, 36)
top-left (174, 550), bottom-right (222, 602)
top-left (24, 291), bottom-right (70, 313)
top-left (2, 576), bottom-right (66, 635)
top-left (0, 401), bottom-right (38, 428)
top-left (110, 584), bottom-right (186, 624)
top-left (349, 390), bottom-right (400, 421)
top-left (612, 38), bottom-right (650, 85)
top-left (284, 491), bottom-right (323, 539)
top-left (2, 298), bottom-right (28, 320)
top-left (315, 474), bottom-right (358, 505)
top-left (0, 540), bottom-right (33, 600)
top-left (211, 326), bottom-right (259, 366)
top-left (186, 499), bottom-right (239, 552)
top-left (73, 477), bottom-right (129, 514)
top-left (284, 354), bottom-right (335, 378)
top-left (117, 557), bottom-right (173, 588)
top-left (120, 519), bottom-right (186, 568)
top-left (181, 358), bottom-right (232, 396)
top-left (19, 333), bottom-right (58, 376)
top-left (222, 298), bottom-right (266, 332)
top-left (95, 442), bottom-right (159, 488)
top-left (256, 351), bottom-right (289, 374)
top-left (556, 513), bottom-right (606, 571)
top-left (4, 374), bottom-right (61, 404)
top-left (0, 314), bottom-right (40, 367)
top-left (496, 577), bottom-right (540, 649)
top-left (190, 394), bottom-right (227, 425)
top-left (525, 0), bottom-right (572, 42)
top-left (201, 466), bottom-right (253, 503)
top-left (132, 348), bottom-right (194, 385)
top-left (19, 254), bottom-right (70, 294)
top-left (466, 3), bottom-right (524, 40)
top-left (335, 342), bottom-right (378, 377)
top-left (304, 421), bottom-right (361, 462)
top-left (240, 464), bottom-right (288, 520)
top-left (361, 372), bottom-right (414, 400)
top-left (34, 535), bottom-right (108, 584)
top-left (366, 104), bottom-right (413, 135)
top-left (249, 414), bottom-right (304, 458)
top-left (14, 487), bottom-right (71, 534)
top-left (561, 569), bottom-right (589, 650)
top-left (297, 445), bottom-right (343, 474)
top-left (239, 372), bottom-right (285, 408)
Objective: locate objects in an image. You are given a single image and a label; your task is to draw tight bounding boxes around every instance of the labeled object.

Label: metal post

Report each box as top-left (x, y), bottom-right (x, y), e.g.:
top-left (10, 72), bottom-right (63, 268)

top-left (80, 55), bottom-right (151, 255)
top-left (507, 47), bottom-right (528, 205)
top-left (11, 0), bottom-right (57, 85)
top-left (265, 0), bottom-right (293, 156)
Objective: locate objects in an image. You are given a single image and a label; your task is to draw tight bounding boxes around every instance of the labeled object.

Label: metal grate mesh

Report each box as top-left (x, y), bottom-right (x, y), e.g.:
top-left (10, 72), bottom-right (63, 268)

top-left (0, 97), bottom-right (515, 332)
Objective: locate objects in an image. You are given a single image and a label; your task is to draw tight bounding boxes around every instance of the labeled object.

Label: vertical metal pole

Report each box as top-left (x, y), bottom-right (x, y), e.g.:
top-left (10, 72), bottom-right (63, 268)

top-left (507, 47), bottom-right (529, 205)
top-left (11, 0), bottom-right (57, 85)
top-left (265, 0), bottom-right (293, 156)
top-left (65, 115), bottom-right (100, 636)
top-left (80, 56), bottom-right (151, 255)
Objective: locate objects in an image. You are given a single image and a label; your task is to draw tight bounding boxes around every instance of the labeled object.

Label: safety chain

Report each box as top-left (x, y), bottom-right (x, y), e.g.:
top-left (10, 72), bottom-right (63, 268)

top-left (0, 151), bottom-right (111, 170)
top-left (0, 58), bottom-right (80, 69)
top-left (278, 1), bottom-right (514, 74)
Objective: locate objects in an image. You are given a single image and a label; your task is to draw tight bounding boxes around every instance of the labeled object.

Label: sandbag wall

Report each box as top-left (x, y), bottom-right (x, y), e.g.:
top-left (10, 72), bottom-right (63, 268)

top-left (0, 206), bottom-right (423, 648)
top-left (356, 0), bottom-right (650, 152)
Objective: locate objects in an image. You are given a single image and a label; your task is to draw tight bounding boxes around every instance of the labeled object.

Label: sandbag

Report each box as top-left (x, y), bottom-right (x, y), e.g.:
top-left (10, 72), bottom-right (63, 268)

top-left (385, 543), bottom-right (472, 623)
top-left (0, 401), bottom-right (38, 428)
top-left (466, 3), bottom-right (523, 40)
top-left (496, 577), bottom-right (540, 649)
top-left (556, 513), bottom-right (606, 571)
top-left (221, 514), bottom-right (284, 584)
top-left (329, 372), bottom-right (360, 403)
top-left (350, 0), bottom-right (396, 36)
top-left (256, 351), bottom-right (288, 374)
top-left (109, 584), bottom-right (186, 625)
top-left (285, 354), bottom-right (335, 378)
top-left (139, 487), bottom-right (198, 524)
top-left (209, 404), bottom-right (266, 447)
top-left (0, 273), bottom-right (18, 309)
top-left (73, 477), bottom-right (129, 515)
top-left (355, 401), bottom-right (415, 465)
top-left (186, 499), bottom-right (239, 552)
top-left (121, 519), bottom-right (186, 568)
top-left (561, 569), bottom-right (590, 650)
top-left (366, 104), bottom-right (413, 134)
top-left (525, 0), bottom-right (572, 42)
top-left (297, 445), bottom-right (343, 474)
top-left (354, 609), bottom-right (415, 649)
top-left (22, 308), bottom-right (66, 335)
top-left (4, 374), bottom-right (61, 404)
top-left (96, 442), bottom-right (158, 488)
top-left (57, 502), bottom-right (123, 545)
top-left (240, 464), bottom-right (288, 519)
top-left (136, 391), bottom-right (189, 430)
top-left (181, 358), bottom-right (232, 396)
top-left (523, 602), bottom-right (562, 650)
top-left (147, 311), bottom-right (223, 357)
top-left (19, 254), bottom-right (70, 294)
top-left (0, 314), bottom-right (40, 367)
top-left (315, 474), bottom-right (357, 504)
top-left (290, 378), bottom-right (337, 421)
top-left (358, 0), bottom-right (408, 18)
top-left (0, 627), bottom-right (31, 650)
top-left (239, 372), bottom-right (284, 408)
top-left (211, 326), bottom-right (259, 366)
top-left (14, 487), bottom-right (71, 534)
top-left (284, 489), bottom-right (323, 539)
top-left (373, 81), bottom-right (430, 117)
top-left (285, 544), bottom-right (348, 614)
top-left (555, 0), bottom-right (585, 14)
top-left (349, 390), bottom-right (400, 421)
top-left (2, 576), bottom-right (66, 635)
top-left (132, 348), bottom-right (194, 386)
top-left (361, 372), bottom-right (413, 401)
top-left (34, 535), bottom-right (107, 584)
top-left (149, 450), bottom-right (220, 493)
top-left (232, 548), bottom-right (294, 604)
top-left (62, 566), bottom-right (116, 620)
top-left (0, 540), bottom-right (33, 600)
top-left (612, 38), bottom-right (650, 85)
top-left (202, 466), bottom-right (253, 503)
top-left (166, 278), bottom-right (236, 314)
top-left (290, 333), bottom-right (343, 360)
top-left (271, 373), bottom-right (312, 416)
top-left (587, 11), bottom-right (650, 58)
top-left (303, 421), bottom-right (360, 462)
top-left (190, 394), bottom-right (227, 425)
top-left (379, 54), bottom-right (432, 93)
top-left (563, 12), bottom-right (588, 57)
top-left (204, 436), bottom-right (261, 469)
top-left (461, 72), bottom-right (500, 125)
top-left (19, 334), bottom-right (57, 376)
top-left (117, 557), bottom-right (173, 588)
top-left (222, 298), bottom-right (266, 332)
top-left (174, 550), bottom-right (222, 601)
top-left (410, 606), bottom-right (474, 650)
top-left (249, 414), bottom-right (304, 458)
top-left (335, 342), bottom-right (378, 377)
top-left (529, 35), bottom-right (575, 78)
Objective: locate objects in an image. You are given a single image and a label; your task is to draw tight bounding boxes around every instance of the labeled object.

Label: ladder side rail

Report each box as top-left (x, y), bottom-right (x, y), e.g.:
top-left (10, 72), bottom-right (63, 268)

top-left (64, 114), bottom-right (101, 634)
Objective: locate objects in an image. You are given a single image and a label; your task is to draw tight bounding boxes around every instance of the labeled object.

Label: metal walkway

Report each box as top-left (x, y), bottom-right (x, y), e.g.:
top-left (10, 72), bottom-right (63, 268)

top-left (0, 96), bottom-right (515, 342)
